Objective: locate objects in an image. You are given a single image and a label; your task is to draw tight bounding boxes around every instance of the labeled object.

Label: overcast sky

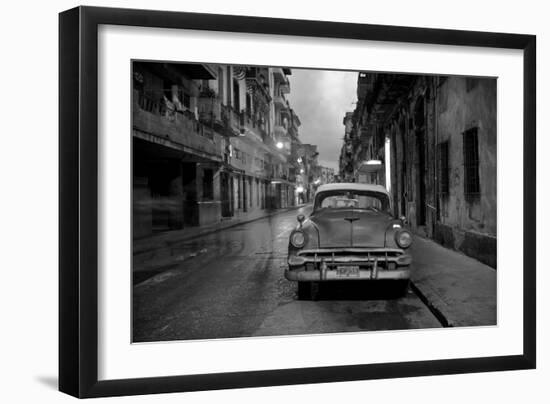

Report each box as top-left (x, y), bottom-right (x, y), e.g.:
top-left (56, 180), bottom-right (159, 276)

top-left (287, 69), bottom-right (358, 171)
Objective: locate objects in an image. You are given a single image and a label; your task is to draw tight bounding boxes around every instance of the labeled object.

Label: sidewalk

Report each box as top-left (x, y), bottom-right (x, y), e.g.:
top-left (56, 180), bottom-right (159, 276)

top-left (410, 235), bottom-right (497, 327)
top-left (133, 205), bottom-right (305, 278)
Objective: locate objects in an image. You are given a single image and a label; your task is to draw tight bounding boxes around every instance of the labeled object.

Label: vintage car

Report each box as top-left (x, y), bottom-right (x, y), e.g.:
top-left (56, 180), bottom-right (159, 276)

top-left (286, 183), bottom-right (413, 299)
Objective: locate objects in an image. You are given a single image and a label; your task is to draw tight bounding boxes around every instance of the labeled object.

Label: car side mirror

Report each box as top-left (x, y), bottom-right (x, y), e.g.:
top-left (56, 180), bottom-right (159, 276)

top-left (297, 214), bottom-right (305, 227)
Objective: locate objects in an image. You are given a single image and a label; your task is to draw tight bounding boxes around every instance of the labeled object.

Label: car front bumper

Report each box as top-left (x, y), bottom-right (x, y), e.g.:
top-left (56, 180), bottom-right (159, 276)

top-left (285, 267), bottom-right (410, 281)
top-left (286, 247), bottom-right (412, 281)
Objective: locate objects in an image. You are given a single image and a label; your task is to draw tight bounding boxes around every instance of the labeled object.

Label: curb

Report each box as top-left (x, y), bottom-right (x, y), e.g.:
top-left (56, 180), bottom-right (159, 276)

top-left (409, 281), bottom-right (454, 328)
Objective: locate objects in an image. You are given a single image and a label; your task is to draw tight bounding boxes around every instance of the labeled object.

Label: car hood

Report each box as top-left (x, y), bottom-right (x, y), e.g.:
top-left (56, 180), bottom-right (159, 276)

top-left (309, 209), bottom-right (393, 248)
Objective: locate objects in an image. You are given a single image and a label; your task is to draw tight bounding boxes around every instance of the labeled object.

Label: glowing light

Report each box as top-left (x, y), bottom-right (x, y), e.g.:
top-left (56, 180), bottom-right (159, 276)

top-left (300, 168), bottom-right (305, 174)
top-left (365, 159), bottom-right (382, 165)
top-left (296, 186), bottom-right (304, 193)
top-left (276, 141), bottom-right (284, 149)
top-left (297, 157), bottom-right (302, 163)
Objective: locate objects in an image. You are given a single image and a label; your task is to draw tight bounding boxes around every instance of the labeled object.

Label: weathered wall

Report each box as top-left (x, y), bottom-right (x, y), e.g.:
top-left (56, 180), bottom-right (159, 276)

top-left (388, 76), bottom-right (497, 267)
top-left (434, 76), bottom-right (497, 267)
top-left (436, 77), bottom-right (497, 236)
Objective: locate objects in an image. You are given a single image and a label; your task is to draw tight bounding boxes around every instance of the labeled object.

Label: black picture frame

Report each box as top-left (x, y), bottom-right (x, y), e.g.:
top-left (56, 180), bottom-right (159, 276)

top-left (59, 5), bottom-right (536, 398)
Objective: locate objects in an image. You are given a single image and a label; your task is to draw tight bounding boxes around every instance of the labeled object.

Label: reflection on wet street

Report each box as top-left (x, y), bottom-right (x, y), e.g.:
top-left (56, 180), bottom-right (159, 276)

top-left (132, 206), bottom-right (441, 342)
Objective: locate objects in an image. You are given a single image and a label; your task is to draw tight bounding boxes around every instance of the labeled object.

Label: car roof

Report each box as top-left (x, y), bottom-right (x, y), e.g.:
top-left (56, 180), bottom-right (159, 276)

top-left (315, 183), bottom-right (390, 196)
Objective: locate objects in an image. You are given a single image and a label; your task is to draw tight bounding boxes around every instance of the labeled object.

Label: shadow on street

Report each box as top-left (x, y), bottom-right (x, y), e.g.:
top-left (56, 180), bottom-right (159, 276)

top-left (308, 280), bottom-right (408, 300)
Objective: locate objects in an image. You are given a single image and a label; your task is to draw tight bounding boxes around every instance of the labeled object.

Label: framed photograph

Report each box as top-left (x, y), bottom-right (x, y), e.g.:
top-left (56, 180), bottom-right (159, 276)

top-left (59, 6), bottom-right (536, 398)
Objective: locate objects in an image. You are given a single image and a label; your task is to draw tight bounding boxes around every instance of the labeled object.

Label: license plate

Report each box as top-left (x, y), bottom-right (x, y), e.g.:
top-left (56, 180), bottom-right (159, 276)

top-left (336, 266), bottom-right (360, 277)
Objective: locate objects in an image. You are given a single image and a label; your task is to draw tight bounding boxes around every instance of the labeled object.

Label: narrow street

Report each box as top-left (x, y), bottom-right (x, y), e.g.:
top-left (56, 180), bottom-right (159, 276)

top-left (133, 207), bottom-right (442, 342)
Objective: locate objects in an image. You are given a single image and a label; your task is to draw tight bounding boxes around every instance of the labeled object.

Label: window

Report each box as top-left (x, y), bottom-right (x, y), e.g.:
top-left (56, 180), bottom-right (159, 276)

top-left (438, 141), bottom-right (450, 196)
top-left (178, 88), bottom-right (191, 109)
top-left (463, 128), bottom-right (480, 200)
top-left (314, 190), bottom-right (390, 212)
top-left (233, 78), bottom-right (240, 111)
top-left (202, 169), bottom-right (214, 200)
top-left (218, 67), bottom-right (224, 102)
top-left (226, 66), bottom-right (231, 105)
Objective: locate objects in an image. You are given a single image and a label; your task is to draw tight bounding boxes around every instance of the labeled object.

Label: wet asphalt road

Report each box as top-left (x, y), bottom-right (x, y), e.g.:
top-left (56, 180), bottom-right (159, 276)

top-left (132, 206), bottom-right (442, 342)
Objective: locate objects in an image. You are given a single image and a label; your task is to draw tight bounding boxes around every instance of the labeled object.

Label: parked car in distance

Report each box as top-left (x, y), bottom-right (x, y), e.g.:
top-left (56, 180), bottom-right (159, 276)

top-left (285, 183), bottom-right (413, 300)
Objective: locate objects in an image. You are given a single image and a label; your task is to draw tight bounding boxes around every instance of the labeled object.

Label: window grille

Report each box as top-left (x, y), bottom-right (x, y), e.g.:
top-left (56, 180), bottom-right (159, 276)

top-left (463, 128), bottom-right (480, 200)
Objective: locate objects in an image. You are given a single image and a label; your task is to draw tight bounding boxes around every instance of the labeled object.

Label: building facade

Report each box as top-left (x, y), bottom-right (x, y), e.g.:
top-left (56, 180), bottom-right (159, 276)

top-left (339, 73), bottom-right (497, 267)
top-left (319, 166), bottom-right (336, 185)
top-left (292, 143), bottom-right (320, 203)
top-left (133, 62), bottom-right (306, 238)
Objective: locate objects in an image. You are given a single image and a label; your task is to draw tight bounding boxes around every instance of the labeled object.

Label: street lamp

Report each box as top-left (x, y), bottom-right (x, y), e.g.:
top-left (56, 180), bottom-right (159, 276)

top-left (276, 141), bottom-right (284, 149)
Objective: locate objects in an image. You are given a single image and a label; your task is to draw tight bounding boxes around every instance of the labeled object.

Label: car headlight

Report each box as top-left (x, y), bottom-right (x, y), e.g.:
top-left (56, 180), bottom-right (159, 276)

top-left (290, 231), bottom-right (306, 248)
top-left (395, 229), bottom-right (412, 248)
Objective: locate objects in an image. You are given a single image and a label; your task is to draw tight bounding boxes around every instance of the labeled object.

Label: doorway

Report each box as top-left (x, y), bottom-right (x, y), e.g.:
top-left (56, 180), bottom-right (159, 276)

top-left (220, 171), bottom-right (233, 217)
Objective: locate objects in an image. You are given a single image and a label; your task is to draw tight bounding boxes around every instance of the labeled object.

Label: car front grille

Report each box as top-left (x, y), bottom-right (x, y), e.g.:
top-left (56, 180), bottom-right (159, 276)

top-left (297, 248), bottom-right (406, 270)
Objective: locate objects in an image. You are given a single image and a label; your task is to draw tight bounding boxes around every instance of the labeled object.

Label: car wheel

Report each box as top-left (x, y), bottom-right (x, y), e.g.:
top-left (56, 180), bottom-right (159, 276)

top-left (310, 281), bottom-right (320, 301)
top-left (297, 282), bottom-right (320, 300)
top-left (297, 282), bottom-right (310, 300)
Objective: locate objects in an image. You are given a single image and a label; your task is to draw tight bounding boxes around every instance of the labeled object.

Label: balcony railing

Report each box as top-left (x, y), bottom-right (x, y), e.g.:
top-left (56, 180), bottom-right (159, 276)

top-left (221, 105), bottom-right (244, 137)
top-left (136, 92), bottom-right (167, 116)
top-left (273, 94), bottom-right (287, 108)
top-left (241, 113), bottom-right (266, 141)
top-left (197, 96), bottom-right (223, 131)
top-left (133, 90), bottom-right (222, 158)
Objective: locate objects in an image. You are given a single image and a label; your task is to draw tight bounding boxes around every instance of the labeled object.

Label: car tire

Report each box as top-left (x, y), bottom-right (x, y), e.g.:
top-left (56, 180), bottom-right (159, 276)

top-left (310, 281), bottom-right (320, 301)
top-left (297, 282), bottom-right (320, 300)
top-left (297, 281), bottom-right (310, 300)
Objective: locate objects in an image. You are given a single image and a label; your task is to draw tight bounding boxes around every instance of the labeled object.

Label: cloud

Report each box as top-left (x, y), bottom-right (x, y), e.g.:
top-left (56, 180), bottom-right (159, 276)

top-left (287, 69), bottom-right (357, 172)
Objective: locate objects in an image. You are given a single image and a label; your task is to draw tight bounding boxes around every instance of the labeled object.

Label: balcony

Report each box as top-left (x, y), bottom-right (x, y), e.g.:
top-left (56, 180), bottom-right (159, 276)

top-left (262, 131), bottom-right (276, 149)
top-left (274, 124), bottom-right (288, 138)
top-left (273, 94), bottom-right (288, 109)
top-left (272, 67), bottom-right (285, 80)
top-left (133, 91), bottom-right (223, 160)
top-left (197, 96), bottom-right (224, 132)
top-left (221, 105), bottom-right (244, 137)
top-left (241, 113), bottom-right (266, 142)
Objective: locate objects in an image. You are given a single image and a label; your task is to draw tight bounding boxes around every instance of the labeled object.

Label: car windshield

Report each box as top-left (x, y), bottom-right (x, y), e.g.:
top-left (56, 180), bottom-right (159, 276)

top-left (314, 190), bottom-right (390, 212)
